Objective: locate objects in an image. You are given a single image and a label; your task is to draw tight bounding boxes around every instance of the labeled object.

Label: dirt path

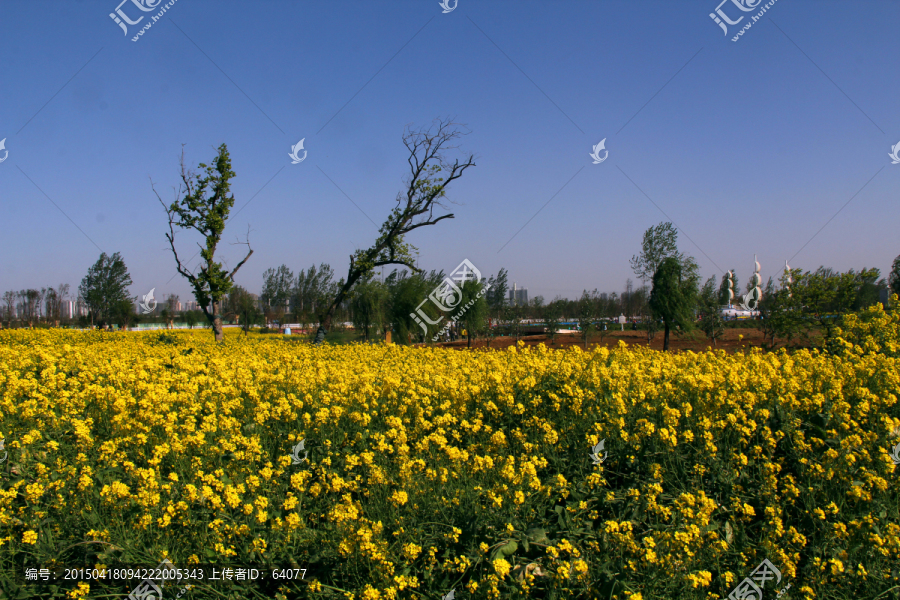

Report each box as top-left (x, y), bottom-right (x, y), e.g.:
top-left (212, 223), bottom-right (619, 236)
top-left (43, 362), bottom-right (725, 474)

top-left (428, 327), bottom-right (817, 353)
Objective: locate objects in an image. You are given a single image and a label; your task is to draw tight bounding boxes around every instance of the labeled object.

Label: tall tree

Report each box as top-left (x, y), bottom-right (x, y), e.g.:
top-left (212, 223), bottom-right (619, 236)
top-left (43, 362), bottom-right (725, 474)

top-left (543, 298), bottom-right (563, 345)
top-left (757, 271), bottom-right (802, 349)
top-left (793, 266), bottom-right (880, 339)
top-left (1, 291), bottom-right (15, 327)
top-left (261, 265), bottom-right (294, 326)
top-left (183, 310), bottom-right (200, 330)
top-left (457, 278), bottom-right (489, 349)
top-left (630, 222), bottom-right (697, 286)
top-left (890, 254), bottom-right (900, 297)
top-left (577, 290), bottom-right (595, 350)
top-left (293, 264), bottom-right (335, 324)
top-left (162, 294), bottom-right (179, 328)
top-left (155, 144), bottom-right (253, 342)
top-left (648, 257), bottom-right (694, 351)
top-left (698, 275), bottom-right (725, 347)
top-left (44, 284), bottom-right (70, 327)
top-left (503, 302), bottom-right (524, 344)
top-left (314, 118), bottom-right (475, 343)
top-left (386, 270), bottom-right (439, 345)
top-left (485, 268), bottom-right (509, 320)
top-left (78, 252), bottom-right (133, 329)
top-left (17, 290), bottom-right (41, 328)
top-left (349, 275), bottom-right (389, 342)
top-left (225, 285), bottom-right (261, 335)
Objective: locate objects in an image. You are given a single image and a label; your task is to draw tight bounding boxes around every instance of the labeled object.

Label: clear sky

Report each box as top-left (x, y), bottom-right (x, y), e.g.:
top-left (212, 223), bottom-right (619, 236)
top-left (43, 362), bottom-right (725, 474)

top-left (1, 0), bottom-right (898, 302)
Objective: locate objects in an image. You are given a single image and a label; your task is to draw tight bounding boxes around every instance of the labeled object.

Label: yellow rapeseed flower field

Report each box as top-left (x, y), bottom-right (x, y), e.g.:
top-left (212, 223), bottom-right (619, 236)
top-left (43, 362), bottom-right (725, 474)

top-left (1, 301), bottom-right (899, 599)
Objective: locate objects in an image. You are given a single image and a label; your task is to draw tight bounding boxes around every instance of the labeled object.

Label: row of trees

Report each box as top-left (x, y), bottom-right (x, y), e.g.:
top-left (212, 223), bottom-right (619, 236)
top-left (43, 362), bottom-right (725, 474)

top-left (5, 117), bottom-right (900, 347)
top-left (1, 252), bottom-right (136, 330)
top-left (633, 223), bottom-right (894, 350)
top-left (1, 285), bottom-right (71, 328)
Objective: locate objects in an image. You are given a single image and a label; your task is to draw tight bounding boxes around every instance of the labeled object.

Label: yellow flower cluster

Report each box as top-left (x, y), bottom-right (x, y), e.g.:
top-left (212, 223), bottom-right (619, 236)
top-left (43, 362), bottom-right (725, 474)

top-left (0, 316), bottom-right (898, 598)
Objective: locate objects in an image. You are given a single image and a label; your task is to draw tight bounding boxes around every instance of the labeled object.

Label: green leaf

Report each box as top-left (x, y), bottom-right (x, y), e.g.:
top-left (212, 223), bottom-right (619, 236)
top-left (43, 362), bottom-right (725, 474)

top-left (498, 541), bottom-right (518, 557)
top-left (526, 528), bottom-right (550, 544)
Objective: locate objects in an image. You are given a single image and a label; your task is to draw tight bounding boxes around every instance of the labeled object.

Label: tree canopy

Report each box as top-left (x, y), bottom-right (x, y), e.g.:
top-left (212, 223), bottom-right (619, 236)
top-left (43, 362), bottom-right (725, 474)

top-left (155, 143), bottom-right (253, 341)
top-left (78, 252), bottom-right (133, 328)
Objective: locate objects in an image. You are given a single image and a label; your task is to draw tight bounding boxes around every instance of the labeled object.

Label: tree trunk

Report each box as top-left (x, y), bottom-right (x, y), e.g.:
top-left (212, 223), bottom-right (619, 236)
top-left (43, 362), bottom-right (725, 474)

top-left (206, 301), bottom-right (225, 342)
top-left (663, 323), bottom-right (670, 351)
top-left (314, 311), bottom-right (333, 345)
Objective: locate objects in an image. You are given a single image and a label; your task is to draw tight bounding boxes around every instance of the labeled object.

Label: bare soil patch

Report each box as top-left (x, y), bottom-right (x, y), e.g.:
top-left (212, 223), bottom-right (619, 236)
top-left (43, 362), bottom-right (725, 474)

top-left (428, 327), bottom-right (817, 353)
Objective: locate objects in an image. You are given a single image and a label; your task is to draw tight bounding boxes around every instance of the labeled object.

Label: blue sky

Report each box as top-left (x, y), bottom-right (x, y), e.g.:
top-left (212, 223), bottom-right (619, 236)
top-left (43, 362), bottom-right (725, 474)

top-left (1, 0), bottom-right (898, 302)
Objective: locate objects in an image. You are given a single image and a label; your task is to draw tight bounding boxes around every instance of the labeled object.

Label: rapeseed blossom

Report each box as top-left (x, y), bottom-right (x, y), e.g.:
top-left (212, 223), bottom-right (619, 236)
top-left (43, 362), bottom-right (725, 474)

top-left (0, 312), bottom-right (898, 598)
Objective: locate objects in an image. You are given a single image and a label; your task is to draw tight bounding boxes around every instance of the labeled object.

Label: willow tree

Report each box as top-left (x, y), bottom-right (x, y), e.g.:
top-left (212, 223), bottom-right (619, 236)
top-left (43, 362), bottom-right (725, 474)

top-left (314, 118), bottom-right (476, 344)
top-left (154, 144), bottom-right (253, 342)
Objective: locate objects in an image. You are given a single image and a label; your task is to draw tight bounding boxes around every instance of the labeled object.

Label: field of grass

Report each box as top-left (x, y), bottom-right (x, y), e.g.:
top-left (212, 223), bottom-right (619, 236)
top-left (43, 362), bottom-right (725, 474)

top-left (0, 302), bottom-right (899, 599)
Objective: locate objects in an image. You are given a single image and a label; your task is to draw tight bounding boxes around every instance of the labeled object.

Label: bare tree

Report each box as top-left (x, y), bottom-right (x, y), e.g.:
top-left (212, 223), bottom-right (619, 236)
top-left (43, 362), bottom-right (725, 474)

top-left (162, 294), bottom-right (179, 329)
top-left (314, 118), bottom-right (476, 343)
top-left (45, 284), bottom-right (70, 327)
top-left (18, 290), bottom-right (41, 328)
top-left (1, 291), bottom-right (15, 328)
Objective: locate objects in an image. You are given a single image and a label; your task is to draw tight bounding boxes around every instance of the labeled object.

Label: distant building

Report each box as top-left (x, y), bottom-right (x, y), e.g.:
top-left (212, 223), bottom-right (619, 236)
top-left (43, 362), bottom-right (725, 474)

top-left (508, 282), bottom-right (528, 306)
top-left (60, 300), bottom-right (76, 319)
